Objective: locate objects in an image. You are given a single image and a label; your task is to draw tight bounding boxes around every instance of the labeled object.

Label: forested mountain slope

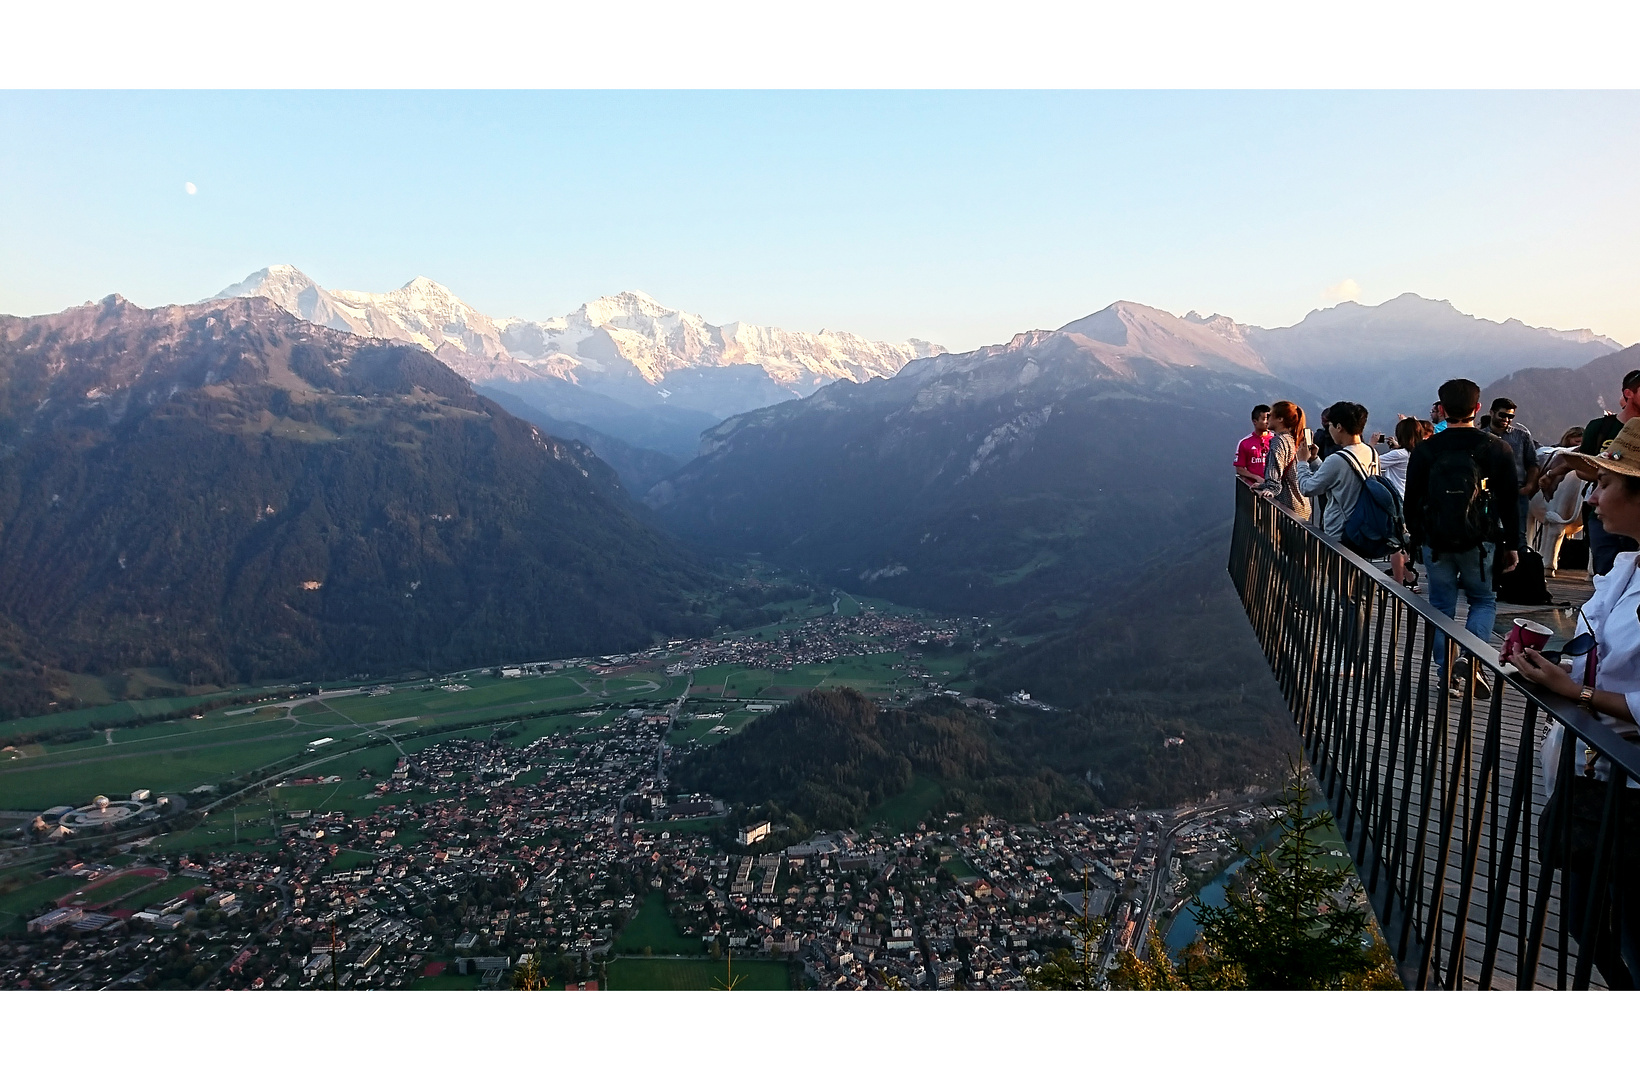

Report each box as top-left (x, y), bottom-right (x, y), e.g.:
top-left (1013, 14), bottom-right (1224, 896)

top-left (647, 311), bottom-right (1312, 615)
top-left (0, 295), bottom-right (709, 715)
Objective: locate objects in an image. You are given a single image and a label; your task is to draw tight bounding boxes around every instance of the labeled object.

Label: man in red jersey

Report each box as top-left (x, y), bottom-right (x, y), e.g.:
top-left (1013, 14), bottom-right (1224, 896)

top-left (1234, 404), bottom-right (1274, 486)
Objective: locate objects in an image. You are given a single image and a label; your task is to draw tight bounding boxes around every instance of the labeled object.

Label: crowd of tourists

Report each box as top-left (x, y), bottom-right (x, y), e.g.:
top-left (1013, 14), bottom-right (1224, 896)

top-left (1234, 372), bottom-right (1640, 989)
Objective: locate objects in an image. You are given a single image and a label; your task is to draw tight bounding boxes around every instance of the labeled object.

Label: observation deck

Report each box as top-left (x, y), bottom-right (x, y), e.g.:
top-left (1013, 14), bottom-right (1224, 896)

top-left (1229, 482), bottom-right (1639, 989)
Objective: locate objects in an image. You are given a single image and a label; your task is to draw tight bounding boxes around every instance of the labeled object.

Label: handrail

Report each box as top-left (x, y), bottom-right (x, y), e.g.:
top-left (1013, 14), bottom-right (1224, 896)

top-left (1229, 481), bottom-right (1640, 989)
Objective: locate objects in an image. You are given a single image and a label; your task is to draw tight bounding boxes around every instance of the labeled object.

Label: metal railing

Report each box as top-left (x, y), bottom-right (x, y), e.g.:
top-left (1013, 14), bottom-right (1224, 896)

top-left (1229, 481), bottom-right (1640, 989)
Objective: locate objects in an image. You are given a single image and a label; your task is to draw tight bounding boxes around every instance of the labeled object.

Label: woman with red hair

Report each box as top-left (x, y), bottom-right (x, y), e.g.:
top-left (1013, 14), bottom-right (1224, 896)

top-left (1254, 400), bottom-right (1311, 521)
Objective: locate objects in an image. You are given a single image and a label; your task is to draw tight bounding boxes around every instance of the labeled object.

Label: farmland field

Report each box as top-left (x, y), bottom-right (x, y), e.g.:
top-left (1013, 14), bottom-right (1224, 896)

top-left (603, 956), bottom-right (792, 990)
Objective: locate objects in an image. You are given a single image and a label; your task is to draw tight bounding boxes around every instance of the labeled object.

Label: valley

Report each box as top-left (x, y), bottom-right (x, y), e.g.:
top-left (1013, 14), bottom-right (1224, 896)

top-left (1, 274), bottom-right (1629, 993)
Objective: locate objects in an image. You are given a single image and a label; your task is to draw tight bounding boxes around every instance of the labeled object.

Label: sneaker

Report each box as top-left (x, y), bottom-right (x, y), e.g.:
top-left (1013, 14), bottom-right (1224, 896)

top-left (1451, 658), bottom-right (1493, 700)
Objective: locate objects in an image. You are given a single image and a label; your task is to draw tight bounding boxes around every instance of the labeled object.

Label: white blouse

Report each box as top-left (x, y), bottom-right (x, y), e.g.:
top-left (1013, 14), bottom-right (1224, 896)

top-left (1541, 550), bottom-right (1640, 793)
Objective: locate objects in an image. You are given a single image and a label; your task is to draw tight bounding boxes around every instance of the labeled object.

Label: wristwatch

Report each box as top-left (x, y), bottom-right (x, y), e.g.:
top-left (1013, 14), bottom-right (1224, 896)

top-left (1578, 685), bottom-right (1596, 708)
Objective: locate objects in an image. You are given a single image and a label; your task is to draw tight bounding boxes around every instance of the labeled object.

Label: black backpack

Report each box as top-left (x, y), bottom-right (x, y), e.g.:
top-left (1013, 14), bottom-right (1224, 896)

top-left (1339, 447), bottom-right (1406, 558)
top-left (1421, 442), bottom-right (1495, 554)
top-left (1496, 549), bottom-right (1553, 604)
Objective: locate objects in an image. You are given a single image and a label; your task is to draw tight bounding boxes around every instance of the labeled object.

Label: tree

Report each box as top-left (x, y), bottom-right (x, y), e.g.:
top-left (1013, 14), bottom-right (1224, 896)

top-left (1108, 928), bottom-right (1200, 990)
top-left (1106, 765), bottom-right (1401, 991)
top-left (511, 952), bottom-right (551, 990)
top-left (1026, 870), bottom-right (1108, 990)
top-left (1190, 771), bottom-right (1386, 989)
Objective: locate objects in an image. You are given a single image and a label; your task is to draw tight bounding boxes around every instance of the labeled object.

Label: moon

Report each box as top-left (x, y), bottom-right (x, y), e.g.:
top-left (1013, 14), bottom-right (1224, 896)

top-left (184, 182), bottom-right (197, 195)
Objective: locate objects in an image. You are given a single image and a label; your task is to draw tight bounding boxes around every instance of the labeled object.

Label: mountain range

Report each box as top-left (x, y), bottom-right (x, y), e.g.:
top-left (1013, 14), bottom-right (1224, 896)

top-left (1480, 342), bottom-right (1640, 444)
top-left (0, 294), bottom-right (709, 714)
top-left (215, 267), bottom-right (941, 463)
top-left (1244, 292), bottom-right (1620, 423)
top-left (646, 303), bottom-right (1312, 614)
top-left (216, 268), bottom-right (1622, 491)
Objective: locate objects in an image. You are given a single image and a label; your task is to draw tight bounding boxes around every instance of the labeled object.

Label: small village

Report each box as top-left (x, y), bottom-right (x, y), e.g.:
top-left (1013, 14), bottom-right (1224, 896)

top-left (0, 687), bottom-right (1276, 990)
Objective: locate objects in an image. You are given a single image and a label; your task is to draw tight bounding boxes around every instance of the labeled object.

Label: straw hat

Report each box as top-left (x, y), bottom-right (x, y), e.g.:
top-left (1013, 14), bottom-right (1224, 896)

top-left (1566, 416), bottom-right (1640, 478)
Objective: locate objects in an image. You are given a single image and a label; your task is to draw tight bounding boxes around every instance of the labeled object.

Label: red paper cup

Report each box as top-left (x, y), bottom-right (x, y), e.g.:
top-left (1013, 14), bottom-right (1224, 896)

top-left (1513, 619), bottom-right (1553, 651)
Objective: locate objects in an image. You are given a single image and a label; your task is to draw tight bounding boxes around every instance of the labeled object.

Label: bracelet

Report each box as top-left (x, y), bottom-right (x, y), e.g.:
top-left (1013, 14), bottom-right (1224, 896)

top-left (1579, 685), bottom-right (1596, 708)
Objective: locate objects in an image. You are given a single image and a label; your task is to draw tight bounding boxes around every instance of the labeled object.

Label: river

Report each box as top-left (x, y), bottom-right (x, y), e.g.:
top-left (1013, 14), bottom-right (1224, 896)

top-left (1163, 805), bottom-right (1347, 953)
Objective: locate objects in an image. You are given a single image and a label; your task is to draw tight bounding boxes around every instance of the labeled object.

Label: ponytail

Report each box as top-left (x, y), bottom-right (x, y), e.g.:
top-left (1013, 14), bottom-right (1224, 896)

top-left (1271, 400), bottom-right (1306, 436)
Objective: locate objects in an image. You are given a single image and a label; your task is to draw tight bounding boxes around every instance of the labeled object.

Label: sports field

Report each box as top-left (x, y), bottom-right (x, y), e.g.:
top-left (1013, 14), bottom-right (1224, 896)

top-left (612, 892), bottom-right (706, 956)
top-left (59, 868), bottom-right (167, 908)
top-left (603, 956), bottom-right (792, 990)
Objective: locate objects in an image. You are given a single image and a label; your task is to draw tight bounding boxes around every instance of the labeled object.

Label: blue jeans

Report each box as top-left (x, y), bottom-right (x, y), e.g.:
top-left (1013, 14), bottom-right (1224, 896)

top-left (1423, 543), bottom-right (1497, 675)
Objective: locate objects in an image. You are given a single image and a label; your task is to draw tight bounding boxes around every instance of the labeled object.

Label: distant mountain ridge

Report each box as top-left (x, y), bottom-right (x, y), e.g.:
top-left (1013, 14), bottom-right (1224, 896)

top-left (1480, 342), bottom-right (1640, 443)
top-left (648, 306), bottom-right (1313, 613)
top-left (1243, 292), bottom-right (1621, 422)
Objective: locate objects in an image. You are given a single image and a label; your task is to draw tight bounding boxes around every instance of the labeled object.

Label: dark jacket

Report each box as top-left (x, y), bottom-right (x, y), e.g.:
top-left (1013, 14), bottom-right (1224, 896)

top-left (1403, 426), bottom-right (1521, 553)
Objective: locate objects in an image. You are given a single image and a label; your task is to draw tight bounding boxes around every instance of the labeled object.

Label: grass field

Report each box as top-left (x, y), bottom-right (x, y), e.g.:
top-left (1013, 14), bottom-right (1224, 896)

top-left (0, 686), bottom-right (260, 742)
top-left (688, 652), bottom-right (905, 704)
top-left (868, 775), bottom-right (945, 833)
top-left (0, 875), bottom-right (78, 934)
top-left (604, 956), bottom-right (792, 990)
top-left (612, 892), bottom-right (706, 956)
top-left (0, 666), bottom-right (646, 812)
top-left (668, 708), bottom-right (761, 746)
top-left (411, 973), bottom-right (481, 990)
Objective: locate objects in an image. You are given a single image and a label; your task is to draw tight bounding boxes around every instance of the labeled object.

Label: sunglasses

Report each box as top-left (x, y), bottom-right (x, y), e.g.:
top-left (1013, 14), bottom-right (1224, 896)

top-left (1540, 632), bottom-right (1596, 664)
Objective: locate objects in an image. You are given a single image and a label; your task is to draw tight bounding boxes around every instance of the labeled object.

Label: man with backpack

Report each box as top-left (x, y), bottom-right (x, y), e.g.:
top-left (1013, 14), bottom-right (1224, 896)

top-left (1404, 379), bottom-right (1521, 698)
top-left (1294, 401), bottom-right (1380, 542)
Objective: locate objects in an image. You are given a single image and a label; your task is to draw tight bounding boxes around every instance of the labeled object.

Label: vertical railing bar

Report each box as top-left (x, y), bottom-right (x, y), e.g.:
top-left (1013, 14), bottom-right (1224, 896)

top-left (1448, 681), bottom-right (1504, 988)
top-left (1484, 696), bottom-right (1538, 989)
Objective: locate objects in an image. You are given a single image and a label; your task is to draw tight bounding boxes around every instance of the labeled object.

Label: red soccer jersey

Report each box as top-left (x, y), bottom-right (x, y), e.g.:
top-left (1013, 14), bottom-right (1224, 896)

top-left (1234, 431), bottom-right (1273, 484)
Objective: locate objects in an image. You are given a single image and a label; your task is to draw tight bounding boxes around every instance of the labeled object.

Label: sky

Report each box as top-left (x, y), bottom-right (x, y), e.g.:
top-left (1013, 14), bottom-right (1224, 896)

top-left (3, 90), bottom-right (1639, 351)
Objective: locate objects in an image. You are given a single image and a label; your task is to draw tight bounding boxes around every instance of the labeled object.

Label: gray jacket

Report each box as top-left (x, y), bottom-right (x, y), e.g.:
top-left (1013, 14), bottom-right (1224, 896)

top-left (1297, 443), bottom-right (1377, 541)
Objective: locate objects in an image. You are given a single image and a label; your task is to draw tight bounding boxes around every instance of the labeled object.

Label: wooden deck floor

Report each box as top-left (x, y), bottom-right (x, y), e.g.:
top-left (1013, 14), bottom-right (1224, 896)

top-left (1326, 566), bottom-right (1605, 989)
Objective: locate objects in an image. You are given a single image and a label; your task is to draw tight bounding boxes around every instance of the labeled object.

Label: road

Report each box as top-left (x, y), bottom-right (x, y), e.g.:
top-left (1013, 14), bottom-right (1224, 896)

top-left (655, 674), bottom-right (693, 789)
top-left (1130, 793), bottom-right (1267, 960)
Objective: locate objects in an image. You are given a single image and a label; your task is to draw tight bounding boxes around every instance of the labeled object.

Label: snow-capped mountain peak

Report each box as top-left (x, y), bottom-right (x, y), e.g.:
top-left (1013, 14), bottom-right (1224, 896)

top-left (209, 267), bottom-right (944, 418)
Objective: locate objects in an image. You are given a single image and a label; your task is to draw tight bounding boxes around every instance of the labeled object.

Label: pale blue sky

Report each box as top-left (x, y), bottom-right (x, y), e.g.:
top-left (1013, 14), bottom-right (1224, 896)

top-left (3, 91), bottom-right (1638, 350)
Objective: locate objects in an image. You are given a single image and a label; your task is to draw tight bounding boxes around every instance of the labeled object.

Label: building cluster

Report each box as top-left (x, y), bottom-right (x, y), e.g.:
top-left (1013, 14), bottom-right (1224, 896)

top-left (681, 612), bottom-right (978, 675)
top-left (0, 687), bottom-right (1271, 990)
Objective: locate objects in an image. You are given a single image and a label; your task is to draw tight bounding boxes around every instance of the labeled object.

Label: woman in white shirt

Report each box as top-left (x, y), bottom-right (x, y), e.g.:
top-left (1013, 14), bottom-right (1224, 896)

top-left (1506, 417), bottom-right (1640, 988)
top-left (1377, 416), bottom-right (1432, 498)
top-left (1379, 417), bottom-right (1432, 585)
